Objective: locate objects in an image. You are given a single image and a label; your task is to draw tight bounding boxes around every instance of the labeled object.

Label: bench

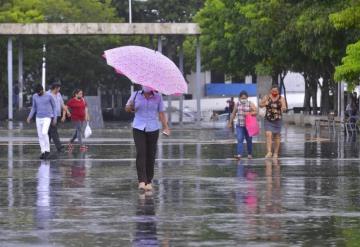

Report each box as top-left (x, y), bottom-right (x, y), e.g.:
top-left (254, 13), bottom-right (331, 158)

top-left (314, 114), bottom-right (336, 133)
top-left (315, 114), bottom-right (360, 136)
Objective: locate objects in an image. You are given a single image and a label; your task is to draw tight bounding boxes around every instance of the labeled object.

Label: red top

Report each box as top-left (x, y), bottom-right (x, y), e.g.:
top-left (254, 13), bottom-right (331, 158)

top-left (67, 98), bottom-right (87, 121)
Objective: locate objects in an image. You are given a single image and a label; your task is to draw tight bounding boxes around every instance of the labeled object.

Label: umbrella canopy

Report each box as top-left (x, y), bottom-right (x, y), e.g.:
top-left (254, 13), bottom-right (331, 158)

top-left (104, 46), bottom-right (188, 95)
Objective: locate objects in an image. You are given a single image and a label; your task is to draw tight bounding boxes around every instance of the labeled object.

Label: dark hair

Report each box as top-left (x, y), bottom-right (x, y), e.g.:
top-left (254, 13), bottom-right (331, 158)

top-left (34, 84), bottom-right (43, 94)
top-left (271, 84), bottom-right (280, 91)
top-left (239, 90), bottom-right (248, 98)
top-left (72, 89), bottom-right (83, 97)
top-left (50, 82), bottom-right (61, 90)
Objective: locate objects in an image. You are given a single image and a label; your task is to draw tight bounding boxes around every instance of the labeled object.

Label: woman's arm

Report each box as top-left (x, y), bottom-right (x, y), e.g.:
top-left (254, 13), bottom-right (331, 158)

top-left (61, 106), bottom-right (67, 122)
top-left (125, 92), bottom-right (136, 113)
top-left (50, 95), bottom-right (57, 125)
top-left (27, 96), bottom-right (36, 123)
top-left (280, 97), bottom-right (287, 112)
top-left (250, 102), bottom-right (257, 116)
top-left (85, 107), bottom-right (90, 121)
top-left (159, 112), bottom-right (170, 135)
top-left (259, 95), bottom-right (269, 108)
top-left (125, 104), bottom-right (133, 113)
top-left (228, 104), bottom-right (238, 128)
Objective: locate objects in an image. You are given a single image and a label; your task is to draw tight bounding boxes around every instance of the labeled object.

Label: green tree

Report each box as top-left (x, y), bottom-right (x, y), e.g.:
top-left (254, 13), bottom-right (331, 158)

top-left (196, 0), bottom-right (353, 114)
top-left (0, 0), bottom-right (129, 110)
top-left (112, 0), bottom-right (204, 75)
top-left (112, 0), bottom-right (202, 23)
top-left (330, 1), bottom-right (360, 89)
top-left (195, 0), bottom-right (259, 80)
top-left (293, 0), bottom-right (351, 113)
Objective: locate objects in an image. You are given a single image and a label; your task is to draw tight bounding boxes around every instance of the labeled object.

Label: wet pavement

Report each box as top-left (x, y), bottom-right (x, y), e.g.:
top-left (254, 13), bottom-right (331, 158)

top-left (1, 123), bottom-right (360, 246)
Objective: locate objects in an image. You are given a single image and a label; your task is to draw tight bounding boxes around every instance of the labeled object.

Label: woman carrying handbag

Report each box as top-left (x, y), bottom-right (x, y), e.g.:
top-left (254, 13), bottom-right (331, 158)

top-left (228, 91), bottom-right (258, 160)
top-left (64, 89), bottom-right (90, 152)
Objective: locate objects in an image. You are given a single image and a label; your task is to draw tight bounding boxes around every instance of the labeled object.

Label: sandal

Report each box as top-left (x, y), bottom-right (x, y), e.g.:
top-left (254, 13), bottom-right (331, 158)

top-left (265, 152), bottom-right (273, 158)
top-left (67, 143), bottom-right (74, 152)
top-left (138, 182), bottom-right (146, 190)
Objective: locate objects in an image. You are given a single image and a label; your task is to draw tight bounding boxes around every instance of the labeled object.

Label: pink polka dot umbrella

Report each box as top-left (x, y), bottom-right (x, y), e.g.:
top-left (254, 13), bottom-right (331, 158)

top-left (104, 46), bottom-right (188, 95)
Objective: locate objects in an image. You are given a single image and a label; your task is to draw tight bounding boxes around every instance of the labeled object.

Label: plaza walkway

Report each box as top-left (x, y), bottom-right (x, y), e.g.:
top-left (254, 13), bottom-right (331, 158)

top-left (0, 123), bottom-right (360, 246)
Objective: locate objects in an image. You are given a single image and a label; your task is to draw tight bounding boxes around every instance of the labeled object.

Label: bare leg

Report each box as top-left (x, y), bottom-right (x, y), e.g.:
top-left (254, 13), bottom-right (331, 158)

top-left (273, 134), bottom-right (281, 158)
top-left (265, 131), bottom-right (273, 158)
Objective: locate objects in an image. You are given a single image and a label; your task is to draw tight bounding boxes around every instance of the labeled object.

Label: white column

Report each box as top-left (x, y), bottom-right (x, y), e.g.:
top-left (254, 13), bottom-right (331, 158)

top-left (129, 0), bottom-right (132, 23)
top-left (340, 82), bottom-right (345, 120)
top-left (8, 130), bottom-right (14, 207)
top-left (157, 35), bottom-right (164, 214)
top-left (195, 37), bottom-right (201, 125)
top-left (179, 42), bottom-right (184, 126)
top-left (18, 40), bottom-right (24, 109)
top-left (167, 96), bottom-right (172, 127)
top-left (97, 86), bottom-right (102, 103)
top-left (41, 44), bottom-right (46, 90)
top-left (8, 37), bottom-right (13, 122)
top-left (157, 36), bottom-right (162, 53)
top-left (157, 36), bottom-right (173, 126)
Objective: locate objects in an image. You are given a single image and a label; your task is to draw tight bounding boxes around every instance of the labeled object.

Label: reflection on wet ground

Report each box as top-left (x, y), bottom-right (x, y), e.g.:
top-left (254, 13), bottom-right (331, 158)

top-left (1, 125), bottom-right (360, 246)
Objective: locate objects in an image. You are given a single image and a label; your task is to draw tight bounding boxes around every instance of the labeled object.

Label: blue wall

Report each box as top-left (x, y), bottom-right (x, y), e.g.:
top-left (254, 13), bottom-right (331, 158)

top-left (205, 84), bottom-right (257, 97)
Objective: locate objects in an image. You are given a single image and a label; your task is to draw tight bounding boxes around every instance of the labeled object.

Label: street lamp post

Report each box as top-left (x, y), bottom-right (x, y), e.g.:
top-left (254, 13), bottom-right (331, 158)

top-left (129, 0), bottom-right (132, 23)
top-left (41, 44), bottom-right (46, 89)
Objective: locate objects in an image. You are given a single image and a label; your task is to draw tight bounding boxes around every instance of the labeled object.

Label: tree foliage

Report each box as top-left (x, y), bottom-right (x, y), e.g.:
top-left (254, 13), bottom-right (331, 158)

top-left (196, 0), bottom-right (357, 113)
top-left (112, 0), bottom-right (202, 23)
top-left (0, 0), bottom-right (204, 109)
top-left (0, 0), bottom-right (125, 108)
top-left (330, 1), bottom-right (360, 89)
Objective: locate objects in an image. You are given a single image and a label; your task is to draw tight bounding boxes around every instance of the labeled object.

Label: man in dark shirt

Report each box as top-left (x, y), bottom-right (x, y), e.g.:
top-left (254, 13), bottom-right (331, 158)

top-left (227, 97), bottom-right (235, 120)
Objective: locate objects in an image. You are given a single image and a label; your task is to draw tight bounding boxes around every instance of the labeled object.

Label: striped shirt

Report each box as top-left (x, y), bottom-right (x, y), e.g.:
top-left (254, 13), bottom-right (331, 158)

top-left (237, 101), bottom-right (251, 127)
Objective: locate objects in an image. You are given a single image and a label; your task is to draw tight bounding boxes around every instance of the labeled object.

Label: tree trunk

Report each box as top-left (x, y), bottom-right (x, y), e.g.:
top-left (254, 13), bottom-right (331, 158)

top-left (303, 73), bottom-right (311, 114)
top-left (310, 79), bottom-right (318, 115)
top-left (279, 73), bottom-right (288, 110)
top-left (271, 74), bottom-right (278, 85)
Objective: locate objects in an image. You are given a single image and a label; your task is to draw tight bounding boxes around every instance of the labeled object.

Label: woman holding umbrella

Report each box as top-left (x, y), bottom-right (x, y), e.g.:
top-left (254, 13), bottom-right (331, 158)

top-left (125, 86), bottom-right (170, 191)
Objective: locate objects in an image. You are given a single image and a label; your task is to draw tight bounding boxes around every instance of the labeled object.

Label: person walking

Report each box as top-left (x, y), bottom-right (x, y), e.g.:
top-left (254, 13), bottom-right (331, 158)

top-left (125, 86), bottom-right (170, 191)
top-left (226, 97), bottom-right (235, 120)
top-left (228, 91), bottom-right (257, 159)
top-left (48, 82), bottom-right (67, 152)
top-left (65, 89), bottom-right (89, 152)
top-left (259, 85), bottom-right (287, 159)
top-left (27, 84), bottom-right (57, 159)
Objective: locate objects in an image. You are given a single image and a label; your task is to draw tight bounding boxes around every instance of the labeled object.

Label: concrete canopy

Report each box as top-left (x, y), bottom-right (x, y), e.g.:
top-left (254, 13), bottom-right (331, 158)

top-left (5, 22), bottom-right (202, 127)
top-left (0, 23), bottom-right (201, 35)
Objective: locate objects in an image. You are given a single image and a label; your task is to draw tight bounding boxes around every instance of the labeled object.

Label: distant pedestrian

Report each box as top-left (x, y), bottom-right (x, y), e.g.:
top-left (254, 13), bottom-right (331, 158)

top-left (48, 82), bottom-right (67, 152)
top-left (125, 86), bottom-right (170, 191)
top-left (210, 110), bottom-right (219, 121)
top-left (226, 97), bottom-right (235, 120)
top-left (259, 85), bottom-right (287, 159)
top-left (27, 84), bottom-right (57, 159)
top-left (346, 94), bottom-right (359, 123)
top-left (66, 89), bottom-right (89, 152)
top-left (13, 83), bottom-right (19, 108)
top-left (228, 91), bottom-right (257, 159)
